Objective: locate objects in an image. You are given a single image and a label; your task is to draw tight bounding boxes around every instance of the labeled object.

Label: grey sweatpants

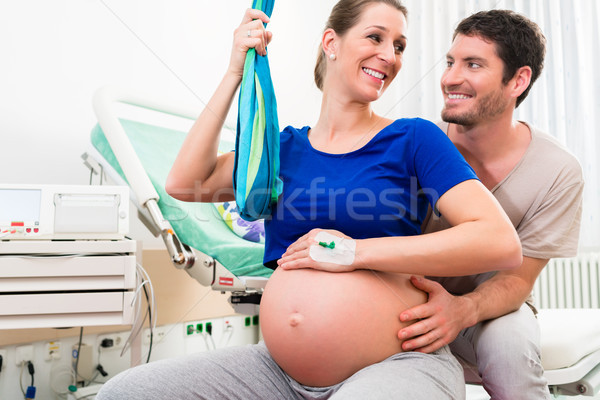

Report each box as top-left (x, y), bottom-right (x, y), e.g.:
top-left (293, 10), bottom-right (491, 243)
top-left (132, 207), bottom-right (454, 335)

top-left (451, 303), bottom-right (552, 400)
top-left (97, 342), bottom-right (465, 399)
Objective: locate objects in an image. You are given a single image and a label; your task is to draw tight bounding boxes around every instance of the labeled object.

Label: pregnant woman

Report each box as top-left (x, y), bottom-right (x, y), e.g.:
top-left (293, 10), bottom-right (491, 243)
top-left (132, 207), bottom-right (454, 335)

top-left (97, 1), bottom-right (521, 399)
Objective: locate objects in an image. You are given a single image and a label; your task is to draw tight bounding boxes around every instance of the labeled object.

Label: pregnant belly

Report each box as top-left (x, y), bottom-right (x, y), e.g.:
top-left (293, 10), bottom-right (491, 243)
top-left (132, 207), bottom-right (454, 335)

top-left (259, 268), bottom-right (427, 387)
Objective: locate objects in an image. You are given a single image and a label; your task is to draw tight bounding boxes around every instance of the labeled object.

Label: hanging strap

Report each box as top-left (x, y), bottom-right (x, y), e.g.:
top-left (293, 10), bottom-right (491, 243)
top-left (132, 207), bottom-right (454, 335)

top-left (233, 0), bottom-right (282, 221)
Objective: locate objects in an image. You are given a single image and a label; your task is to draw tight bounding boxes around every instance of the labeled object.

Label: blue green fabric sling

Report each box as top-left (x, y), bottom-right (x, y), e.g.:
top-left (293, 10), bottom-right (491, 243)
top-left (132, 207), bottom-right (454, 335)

top-left (233, 0), bottom-right (283, 221)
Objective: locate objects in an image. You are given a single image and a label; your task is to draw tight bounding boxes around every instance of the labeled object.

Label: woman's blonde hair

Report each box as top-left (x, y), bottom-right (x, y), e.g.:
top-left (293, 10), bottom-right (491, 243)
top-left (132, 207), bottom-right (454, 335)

top-left (314, 0), bottom-right (408, 91)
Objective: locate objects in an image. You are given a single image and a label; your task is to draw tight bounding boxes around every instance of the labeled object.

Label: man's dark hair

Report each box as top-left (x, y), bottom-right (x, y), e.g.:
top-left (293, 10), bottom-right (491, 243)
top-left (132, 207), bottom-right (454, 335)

top-left (454, 9), bottom-right (546, 107)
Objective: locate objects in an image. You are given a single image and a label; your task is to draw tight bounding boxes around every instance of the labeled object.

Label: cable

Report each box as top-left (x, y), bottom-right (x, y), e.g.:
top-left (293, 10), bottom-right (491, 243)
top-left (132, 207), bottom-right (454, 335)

top-left (134, 281), bottom-right (214, 360)
top-left (96, 364), bottom-right (108, 377)
top-left (200, 332), bottom-right (211, 351)
top-left (208, 334), bottom-right (216, 351)
top-left (219, 324), bottom-right (234, 348)
top-left (74, 327), bottom-right (84, 384)
top-left (91, 335), bottom-right (117, 386)
top-left (26, 362), bottom-right (35, 400)
top-left (121, 281), bottom-right (148, 356)
top-left (18, 361), bottom-right (36, 399)
top-left (77, 394), bottom-right (99, 400)
top-left (28, 361), bottom-right (34, 387)
top-left (120, 272), bottom-right (146, 357)
top-left (95, 346), bottom-right (105, 380)
top-left (143, 284), bottom-right (153, 363)
top-left (205, 323), bottom-right (216, 351)
top-left (87, 370), bottom-right (102, 385)
top-left (19, 361), bottom-right (26, 397)
top-left (121, 262), bottom-right (156, 362)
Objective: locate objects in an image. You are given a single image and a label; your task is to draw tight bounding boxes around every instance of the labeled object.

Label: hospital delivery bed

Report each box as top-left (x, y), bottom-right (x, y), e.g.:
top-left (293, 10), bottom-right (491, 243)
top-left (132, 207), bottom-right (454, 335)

top-left (85, 86), bottom-right (600, 396)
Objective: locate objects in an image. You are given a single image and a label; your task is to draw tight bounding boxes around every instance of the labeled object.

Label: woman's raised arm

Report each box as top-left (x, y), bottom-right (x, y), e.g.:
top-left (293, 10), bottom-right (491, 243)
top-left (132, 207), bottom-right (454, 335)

top-left (166, 8), bottom-right (272, 203)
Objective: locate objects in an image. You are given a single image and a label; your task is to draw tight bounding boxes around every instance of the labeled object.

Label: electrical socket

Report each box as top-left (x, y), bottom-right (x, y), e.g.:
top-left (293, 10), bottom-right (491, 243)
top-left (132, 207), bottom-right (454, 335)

top-left (223, 318), bottom-right (234, 331)
top-left (97, 333), bottom-right (126, 350)
top-left (15, 344), bottom-right (34, 365)
top-left (143, 326), bottom-right (168, 345)
top-left (45, 341), bottom-right (61, 361)
top-left (184, 318), bottom-right (218, 337)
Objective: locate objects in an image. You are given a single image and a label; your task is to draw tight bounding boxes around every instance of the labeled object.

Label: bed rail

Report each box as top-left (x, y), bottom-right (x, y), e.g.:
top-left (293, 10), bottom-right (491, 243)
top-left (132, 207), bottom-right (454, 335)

top-left (92, 85), bottom-right (199, 208)
top-left (92, 85), bottom-right (204, 273)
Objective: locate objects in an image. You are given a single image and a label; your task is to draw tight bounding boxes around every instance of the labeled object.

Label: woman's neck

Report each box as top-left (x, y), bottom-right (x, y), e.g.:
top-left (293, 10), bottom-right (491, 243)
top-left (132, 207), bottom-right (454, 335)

top-left (309, 93), bottom-right (390, 153)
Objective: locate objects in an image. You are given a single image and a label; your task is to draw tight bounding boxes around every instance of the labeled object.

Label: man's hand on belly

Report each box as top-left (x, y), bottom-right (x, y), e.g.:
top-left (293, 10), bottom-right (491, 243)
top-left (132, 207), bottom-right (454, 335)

top-left (397, 276), bottom-right (477, 353)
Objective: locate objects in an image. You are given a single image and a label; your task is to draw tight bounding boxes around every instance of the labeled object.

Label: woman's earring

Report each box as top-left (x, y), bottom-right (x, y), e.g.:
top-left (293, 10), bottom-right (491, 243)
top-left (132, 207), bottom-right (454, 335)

top-left (329, 53), bottom-right (336, 61)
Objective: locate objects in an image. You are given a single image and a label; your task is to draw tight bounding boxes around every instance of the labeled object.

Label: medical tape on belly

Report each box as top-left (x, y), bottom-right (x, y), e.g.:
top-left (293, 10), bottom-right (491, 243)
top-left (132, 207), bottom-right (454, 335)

top-left (309, 231), bottom-right (356, 265)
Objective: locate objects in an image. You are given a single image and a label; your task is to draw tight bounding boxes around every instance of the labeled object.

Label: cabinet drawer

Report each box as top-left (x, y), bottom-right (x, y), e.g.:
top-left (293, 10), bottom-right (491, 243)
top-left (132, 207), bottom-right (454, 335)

top-left (0, 255), bottom-right (136, 291)
top-left (0, 291), bottom-right (135, 329)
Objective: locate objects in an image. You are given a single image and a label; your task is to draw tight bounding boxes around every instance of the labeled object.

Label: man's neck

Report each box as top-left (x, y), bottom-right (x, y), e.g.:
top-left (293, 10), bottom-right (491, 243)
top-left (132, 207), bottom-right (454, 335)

top-left (447, 117), bottom-right (531, 190)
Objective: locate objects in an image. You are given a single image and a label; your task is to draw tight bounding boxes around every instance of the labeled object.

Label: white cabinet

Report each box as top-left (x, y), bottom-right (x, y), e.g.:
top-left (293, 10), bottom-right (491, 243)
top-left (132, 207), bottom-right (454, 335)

top-left (0, 240), bottom-right (137, 329)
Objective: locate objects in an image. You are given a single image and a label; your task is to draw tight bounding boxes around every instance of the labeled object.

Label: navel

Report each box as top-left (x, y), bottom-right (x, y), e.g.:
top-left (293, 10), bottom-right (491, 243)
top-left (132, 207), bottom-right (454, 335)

top-left (289, 312), bottom-right (304, 327)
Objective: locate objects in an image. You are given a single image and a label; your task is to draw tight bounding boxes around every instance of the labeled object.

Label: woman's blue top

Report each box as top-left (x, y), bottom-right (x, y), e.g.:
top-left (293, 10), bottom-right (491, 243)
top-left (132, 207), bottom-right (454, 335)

top-left (262, 118), bottom-right (477, 268)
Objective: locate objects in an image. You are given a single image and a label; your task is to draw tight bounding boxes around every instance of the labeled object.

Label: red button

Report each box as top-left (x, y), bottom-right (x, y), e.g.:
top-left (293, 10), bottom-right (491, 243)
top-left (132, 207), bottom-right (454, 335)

top-left (34, 228), bottom-right (39, 233)
top-left (26, 228), bottom-right (31, 233)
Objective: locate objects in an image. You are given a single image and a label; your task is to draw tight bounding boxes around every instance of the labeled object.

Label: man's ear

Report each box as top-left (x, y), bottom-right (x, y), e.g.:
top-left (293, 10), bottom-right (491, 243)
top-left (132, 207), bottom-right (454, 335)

top-left (322, 28), bottom-right (337, 57)
top-left (510, 66), bottom-right (532, 99)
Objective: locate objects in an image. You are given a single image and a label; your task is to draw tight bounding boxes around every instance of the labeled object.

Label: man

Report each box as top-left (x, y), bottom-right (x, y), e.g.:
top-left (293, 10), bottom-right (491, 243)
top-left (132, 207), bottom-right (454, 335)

top-left (398, 10), bottom-right (584, 400)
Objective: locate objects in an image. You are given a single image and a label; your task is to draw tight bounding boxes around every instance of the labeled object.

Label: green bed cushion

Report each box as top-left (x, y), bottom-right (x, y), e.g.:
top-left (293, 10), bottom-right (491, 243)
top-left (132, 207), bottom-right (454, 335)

top-left (90, 119), bottom-right (272, 278)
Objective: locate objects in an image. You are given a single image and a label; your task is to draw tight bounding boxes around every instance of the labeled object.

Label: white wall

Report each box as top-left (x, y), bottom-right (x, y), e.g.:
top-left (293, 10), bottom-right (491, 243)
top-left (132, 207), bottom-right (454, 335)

top-left (0, 0), bottom-right (338, 245)
top-left (0, 0), bottom-right (335, 184)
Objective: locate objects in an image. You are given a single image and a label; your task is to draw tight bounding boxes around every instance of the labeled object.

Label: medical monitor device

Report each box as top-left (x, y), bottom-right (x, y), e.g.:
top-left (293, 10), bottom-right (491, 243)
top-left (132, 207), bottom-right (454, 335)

top-left (0, 184), bottom-right (129, 240)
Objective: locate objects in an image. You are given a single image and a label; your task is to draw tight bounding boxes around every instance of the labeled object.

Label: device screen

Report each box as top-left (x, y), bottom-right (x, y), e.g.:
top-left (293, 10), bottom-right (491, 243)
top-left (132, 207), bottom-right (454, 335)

top-left (0, 189), bottom-right (42, 224)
